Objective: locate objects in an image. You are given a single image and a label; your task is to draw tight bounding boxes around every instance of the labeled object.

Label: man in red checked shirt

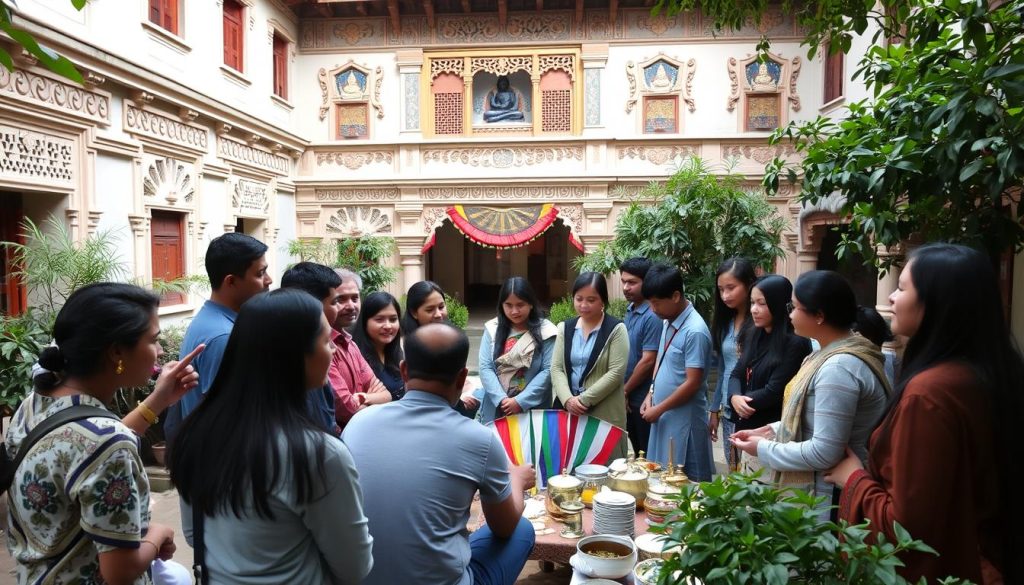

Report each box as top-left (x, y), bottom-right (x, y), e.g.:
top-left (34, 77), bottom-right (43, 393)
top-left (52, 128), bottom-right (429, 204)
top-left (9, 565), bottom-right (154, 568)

top-left (331, 268), bottom-right (392, 429)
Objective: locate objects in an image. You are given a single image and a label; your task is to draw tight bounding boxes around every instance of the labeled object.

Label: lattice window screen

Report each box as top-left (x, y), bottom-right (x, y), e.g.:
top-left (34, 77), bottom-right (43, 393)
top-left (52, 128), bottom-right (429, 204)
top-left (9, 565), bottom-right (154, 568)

top-left (434, 93), bottom-right (464, 135)
top-left (541, 90), bottom-right (571, 133)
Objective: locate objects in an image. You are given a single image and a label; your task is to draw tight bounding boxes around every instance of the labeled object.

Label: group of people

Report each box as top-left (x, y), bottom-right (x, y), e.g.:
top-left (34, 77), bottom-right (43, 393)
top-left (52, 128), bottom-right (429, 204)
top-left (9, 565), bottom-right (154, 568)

top-left (3, 231), bottom-right (1021, 585)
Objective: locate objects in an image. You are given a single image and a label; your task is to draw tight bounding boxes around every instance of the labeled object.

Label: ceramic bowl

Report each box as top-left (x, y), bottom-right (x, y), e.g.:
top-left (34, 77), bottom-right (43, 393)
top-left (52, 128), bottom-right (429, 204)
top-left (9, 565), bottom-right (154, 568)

top-left (574, 534), bottom-right (637, 579)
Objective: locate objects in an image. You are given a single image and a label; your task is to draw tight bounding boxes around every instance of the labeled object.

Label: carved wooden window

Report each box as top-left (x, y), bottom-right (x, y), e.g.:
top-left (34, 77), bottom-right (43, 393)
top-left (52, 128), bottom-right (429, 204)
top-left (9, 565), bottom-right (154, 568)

top-left (150, 210), bottom-right (187, 306)
top-left (223, 0), bottom-right (244, 72)
top-left (149, 0), bottom-right (179, 35)
top-left (272, 33), bottom-right (288, 100)
top-left (540, 69), bottom-right (572, 134)
top-left (432, 72), bottom-right (464, 136)
top-left (824, 51), bottom-right (844, 104)
top-left (643, 96), bottom-right (678, 134)
top-left (336, 103), bottom-right (369, 139)
top-left (0, 192), bottom-right (25, 316)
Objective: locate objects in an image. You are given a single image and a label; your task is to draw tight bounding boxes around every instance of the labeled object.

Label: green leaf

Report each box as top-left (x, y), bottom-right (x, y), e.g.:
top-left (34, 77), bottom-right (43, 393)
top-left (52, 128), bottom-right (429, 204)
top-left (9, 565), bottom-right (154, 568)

top-left (959, 159), bottom-right (985, 182)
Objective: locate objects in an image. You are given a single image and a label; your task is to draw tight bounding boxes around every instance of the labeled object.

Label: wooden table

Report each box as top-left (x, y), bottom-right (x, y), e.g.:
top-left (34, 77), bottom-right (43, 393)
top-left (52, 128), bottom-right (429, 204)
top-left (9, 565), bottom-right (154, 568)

top-left (530, 506), bottom-right (652, 568)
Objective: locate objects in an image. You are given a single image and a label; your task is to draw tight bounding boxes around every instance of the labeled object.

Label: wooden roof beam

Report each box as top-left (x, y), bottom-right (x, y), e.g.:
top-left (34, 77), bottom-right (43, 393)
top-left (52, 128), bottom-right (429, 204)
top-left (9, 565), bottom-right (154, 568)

top-left (498, 0), bottom-right (507, 26)
top-left (461, 0), bottom-right (471, 12)
top-left (355, 1), bottom-right (368, 16)
top-left (387, 0), bottom-right (401, 37)
top-left (423, 0), bottom-right (435, 29)
top-left (609, 0), bottom-right (618, 24)
top-left (536, 0), bottom-right (543, 12)
top-left (575, 0), bottom-right (584, 28)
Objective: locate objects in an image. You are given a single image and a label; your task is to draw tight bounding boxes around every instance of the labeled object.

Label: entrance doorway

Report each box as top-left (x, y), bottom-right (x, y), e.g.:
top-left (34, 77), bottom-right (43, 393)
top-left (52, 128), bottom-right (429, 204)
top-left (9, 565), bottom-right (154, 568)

top-left (1, 192), bottom-right (26, 315)
top-left (426, 219), bottom-right (580, 311)
top-left (816, 226), bottom-right (878, 307)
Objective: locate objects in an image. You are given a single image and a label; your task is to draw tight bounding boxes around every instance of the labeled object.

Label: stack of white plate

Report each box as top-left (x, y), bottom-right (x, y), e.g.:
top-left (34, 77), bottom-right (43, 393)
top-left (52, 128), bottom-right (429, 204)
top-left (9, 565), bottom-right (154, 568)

top-left (591, 490), bottom-right (636, 537)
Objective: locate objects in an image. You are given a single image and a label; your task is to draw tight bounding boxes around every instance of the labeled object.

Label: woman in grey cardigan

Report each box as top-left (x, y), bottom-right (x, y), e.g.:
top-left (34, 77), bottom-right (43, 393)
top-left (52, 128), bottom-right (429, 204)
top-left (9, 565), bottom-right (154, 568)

top-left (731, 271), bottom-right (890, 519)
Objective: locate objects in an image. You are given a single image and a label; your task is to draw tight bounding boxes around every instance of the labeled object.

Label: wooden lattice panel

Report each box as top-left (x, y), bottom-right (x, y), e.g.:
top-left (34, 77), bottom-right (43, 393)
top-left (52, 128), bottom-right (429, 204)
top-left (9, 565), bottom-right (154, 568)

top-left (434, 92), bottom-right (464, 135)
top-left (541, 89), bottom-right (571, 133)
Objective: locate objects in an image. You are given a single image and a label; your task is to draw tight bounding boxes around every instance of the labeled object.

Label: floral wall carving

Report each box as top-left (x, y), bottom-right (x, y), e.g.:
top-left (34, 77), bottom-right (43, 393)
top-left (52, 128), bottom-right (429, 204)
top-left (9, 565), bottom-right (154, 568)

top-left (470, 56), bottom-right (532, 77)
top-left (315, 187), bottom-right (401, 201)
top-left (558, 204), bottom-right (584, 233)
top-left (0, 68), bottom-right (109, 124)
top-left (316, 150), bottom-right (394, 170)
top-left (421, 146), bottom-right (583, 168)
top-left (420, 185), bottom-right (586, 200)
top-left (143, 157), bottom-right (194, 204)
top-left (125, 105), bottom-right (208, 152)
top-left (0, 124), bottom-right (74, 185)
top-left (422, 206), bottom-right (449, 232)
top-left (217, 137), bottom-right (291, 175)
top-left (326, 206), bottom-right (393, 235)
top-left (233, 178), bottom-right (270, 215)
top-left (722, 144), bottom-right (797, 165)
top-left (618, 145), bottom-right (699, 165)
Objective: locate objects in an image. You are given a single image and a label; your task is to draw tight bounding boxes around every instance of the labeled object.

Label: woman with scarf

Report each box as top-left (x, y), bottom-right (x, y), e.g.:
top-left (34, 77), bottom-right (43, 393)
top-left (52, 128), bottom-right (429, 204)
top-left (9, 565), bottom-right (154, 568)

top-left (731, 270), bottom-right (889, 519)
top-left (475, 277), bottom-right (557, 423)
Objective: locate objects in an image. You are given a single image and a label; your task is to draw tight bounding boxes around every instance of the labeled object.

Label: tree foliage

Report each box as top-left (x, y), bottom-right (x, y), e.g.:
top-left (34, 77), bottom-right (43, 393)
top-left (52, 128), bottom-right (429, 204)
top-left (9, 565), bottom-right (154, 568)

top-left (287, 236), bottom-right (399, 294)
top-left (1, 1), bottom-right (85, 83)
top-left (763, 0), bottom-right (1024, 268)
top-left (575, 158), bottom-right (787, 314)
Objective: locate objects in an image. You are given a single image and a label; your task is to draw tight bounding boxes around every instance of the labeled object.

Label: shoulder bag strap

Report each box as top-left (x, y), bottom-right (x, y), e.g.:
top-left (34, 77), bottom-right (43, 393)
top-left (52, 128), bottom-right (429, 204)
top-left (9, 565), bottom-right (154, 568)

top-left (193, 498), bottom-right (208, 585)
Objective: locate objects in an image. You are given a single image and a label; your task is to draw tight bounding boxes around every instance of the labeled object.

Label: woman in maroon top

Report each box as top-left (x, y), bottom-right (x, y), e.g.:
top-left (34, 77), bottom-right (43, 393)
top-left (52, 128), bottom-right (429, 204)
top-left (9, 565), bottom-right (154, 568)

top-left (826, 244), bottom-right (1023, 584)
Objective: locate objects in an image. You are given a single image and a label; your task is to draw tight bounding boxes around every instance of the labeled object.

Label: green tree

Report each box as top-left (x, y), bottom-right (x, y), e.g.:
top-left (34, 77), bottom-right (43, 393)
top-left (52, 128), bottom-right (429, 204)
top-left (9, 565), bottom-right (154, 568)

top-left (763, 0), bottom-right (1024, 268)
top-left (336, 236), bottom-right (398, 293)
top-left (574, 157), bottom-right (787, 314)
top-left (1, 1), bottom-right (86, 83)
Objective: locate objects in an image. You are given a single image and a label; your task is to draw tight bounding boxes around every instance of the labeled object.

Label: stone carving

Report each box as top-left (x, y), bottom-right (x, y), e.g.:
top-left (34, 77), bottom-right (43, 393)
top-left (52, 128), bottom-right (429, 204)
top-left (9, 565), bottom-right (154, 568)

top-left (300, 10), bottom-right (801, 50)
top-left (625, 61), bottom-right (638, 113)
top-left (420, 185), bottom-right (586, 200)
top-left (125, 105), bottom-right (208, 151)
top-left (373, 66), bottom-right (384, 118)
top-left (471, 56), bottom-right (532, 77)
top-left (316, 150), bottom-right (394, 170)
top-left (217, 137), bottom-right (291, 175)
top-left (727, 57), bottom-right (740, 112)
top-left (0, 124), bottom-right (73, 184)
top-left (684, 58), bottom-right (696, 112)
top-left (618, 145), bottom-right (698, 165)
top-left (0, 68), bottom-right (110, 124)
top-left (482, 76), bottom-right (526, 123)
top-left (233, 179), bottom-right (270, 215)
top-left (403, 73), bottom-right (420, 130)
top-left (430, 58), bottom-right (465, 79)
top-left (558, 204), bottom-right (583, 233)
top-left (788, 56), bottom-right (802, 111)
top-left (584, 68), bottom-right (601, 126)
top-left (539, 55), bottom-right (576, 81)
top-left (315, 188), bottom-right (401, 201)
top-left (422, 146), bottom-right (583, 168)
top-left (722, 144), bottom-right (797, 164)
top-left (326, 206), bottom-right (393, 235)
top-left (143, 157), bottom-right (194, 204)
top-left (319, 62), bottom-right (383, 122)
top-left (422, 206), bottom-right (449, 231)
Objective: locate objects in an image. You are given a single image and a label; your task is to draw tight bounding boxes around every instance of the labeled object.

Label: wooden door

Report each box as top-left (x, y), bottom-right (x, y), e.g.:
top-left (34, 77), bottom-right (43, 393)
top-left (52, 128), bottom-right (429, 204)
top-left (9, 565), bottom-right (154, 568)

top-left (0, 192), bottom-right (26, 315)
top-left (150, 210), bottom-right (186, 306)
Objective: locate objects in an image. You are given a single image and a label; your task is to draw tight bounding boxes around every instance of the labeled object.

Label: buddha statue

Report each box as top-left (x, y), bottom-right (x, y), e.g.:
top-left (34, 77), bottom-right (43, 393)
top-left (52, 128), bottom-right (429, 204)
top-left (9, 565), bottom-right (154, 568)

top-left (340, 72), bottom-right (362, 98)
top-left (750, 62), bottom-right (778, 91)
top-left (483, 76), bottom-right (525, 123)
top-left (650, 63), bottom-right (672, 90)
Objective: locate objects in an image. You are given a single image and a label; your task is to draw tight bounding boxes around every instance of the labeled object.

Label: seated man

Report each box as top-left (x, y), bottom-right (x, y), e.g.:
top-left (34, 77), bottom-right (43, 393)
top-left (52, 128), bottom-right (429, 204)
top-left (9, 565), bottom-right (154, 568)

top-left (343, 323), bottom-right (536, 585)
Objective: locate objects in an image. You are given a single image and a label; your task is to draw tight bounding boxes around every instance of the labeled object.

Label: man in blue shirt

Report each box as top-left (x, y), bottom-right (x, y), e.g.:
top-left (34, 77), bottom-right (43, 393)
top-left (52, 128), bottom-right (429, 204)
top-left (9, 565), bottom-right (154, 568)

top-left (620, 257), bottom-right (662, 456)
top-left (163, 232), bottom-right (272, 443)
top-left (281, 262), bottom-right (345, 435)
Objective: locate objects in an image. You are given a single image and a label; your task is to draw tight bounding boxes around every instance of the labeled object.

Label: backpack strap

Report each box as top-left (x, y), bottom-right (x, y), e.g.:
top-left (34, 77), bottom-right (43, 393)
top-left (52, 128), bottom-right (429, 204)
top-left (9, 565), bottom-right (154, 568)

top-left (2, 405), bottom-right (118, 491)
top-left (193, 499), bottom-right (208, 585)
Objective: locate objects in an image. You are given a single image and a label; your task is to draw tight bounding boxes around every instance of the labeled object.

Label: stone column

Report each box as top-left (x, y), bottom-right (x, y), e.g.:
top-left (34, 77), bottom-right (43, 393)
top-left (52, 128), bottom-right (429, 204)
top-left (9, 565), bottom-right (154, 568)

top-left (397, 49), bottom-right (424, 133)
top-left (582, 44), bottom-right (609, 129)
top-left (395, 236), bottom-right (425, 290)
top-left (128, 214), bottom-right (151, 282)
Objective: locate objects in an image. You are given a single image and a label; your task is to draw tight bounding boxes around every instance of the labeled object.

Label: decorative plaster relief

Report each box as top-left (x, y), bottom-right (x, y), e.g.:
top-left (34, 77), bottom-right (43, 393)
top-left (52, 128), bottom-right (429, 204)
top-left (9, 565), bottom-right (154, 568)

top-left (618, 145), bottom-right (698, 165)
top-left (429, 58), bottom-right (464, 80)
top-left (471, 56), bottom-right (532, 77)
top-left (722, 144), bottom-right (797, 164)
top-left (125, 105), bottom-right (208, 152)
top-left (233, 178), bottom-right (270, 215)
top-left (584, 68), bottom-right (601, 126)
top-left (326, 206), bottom-right (392, 236)
top-left (315, 187), bottom-right (400, 201)
top-left (625, 61), bottom-right (638, 113)
top-left (143, 157), bottom-right (194, 204)
top-left (0, 68), bottom-right (109, 124)
top-left (422, 146), bottom-right (583, 168)
top-left (422, 206), bottom-right (449, 231)
top-left (558, 204), bottom-right (584, 233)
top-left (788, 56), bottom-right (802, 111)
top-left (0, 125), bottom-right (74, 185)
top-left (318, 61), bottom-right (384, 121)
top-left (403, 73), bottom-right (420, 130)
top-left (217, 136), bottom-right (290, 175)
top-left (539, 55), bottom-right (576, 81)
top-left (315, 150), bottom-right (394, 170)
top-left (420, 186), bottom-right (586, 200)
top-left (727, 57), bottom-right (740, 112)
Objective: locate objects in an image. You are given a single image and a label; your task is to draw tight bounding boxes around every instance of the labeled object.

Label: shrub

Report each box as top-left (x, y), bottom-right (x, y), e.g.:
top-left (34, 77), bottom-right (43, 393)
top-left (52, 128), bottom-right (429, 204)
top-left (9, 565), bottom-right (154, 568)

top-left (444, 294), bottom-right (469, 329)
top-left (0, 311), bottom-right (49, 414)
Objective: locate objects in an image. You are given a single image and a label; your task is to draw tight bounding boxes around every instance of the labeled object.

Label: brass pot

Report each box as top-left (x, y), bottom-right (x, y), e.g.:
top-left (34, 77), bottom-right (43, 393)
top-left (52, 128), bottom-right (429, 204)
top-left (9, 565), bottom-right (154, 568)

top-left (608, 457), bottom-right (650, 509)
top-left (545, 469), bottom-right (583, 521)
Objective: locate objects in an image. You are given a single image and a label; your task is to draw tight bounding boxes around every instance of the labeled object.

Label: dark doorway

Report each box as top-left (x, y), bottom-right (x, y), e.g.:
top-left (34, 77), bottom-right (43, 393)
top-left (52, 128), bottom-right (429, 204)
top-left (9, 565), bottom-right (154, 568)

top-left (816, 226), bottom-right (878, 307)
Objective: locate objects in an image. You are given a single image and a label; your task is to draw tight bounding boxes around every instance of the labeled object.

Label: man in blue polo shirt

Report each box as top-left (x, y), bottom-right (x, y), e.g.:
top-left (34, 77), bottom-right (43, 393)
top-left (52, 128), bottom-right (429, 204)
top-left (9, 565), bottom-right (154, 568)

top-left (163, 232), bottom-right (272, 443)
top-left (620, 257), bottom-right (662, 456)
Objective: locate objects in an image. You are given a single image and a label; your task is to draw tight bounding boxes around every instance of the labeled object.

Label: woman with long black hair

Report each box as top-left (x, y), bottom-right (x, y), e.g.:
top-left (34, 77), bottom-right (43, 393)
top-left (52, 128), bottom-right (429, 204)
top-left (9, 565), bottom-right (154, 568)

top-left (169, 289), bottom-right (373, 584)
top-left (826, 244), bottom-right (1023, 584)
top-left (475, 277), bottom-right (557, 423)
top-left (401, 280), bottom-right (448, 335)
top-left (353, 291), bottom-right (405, 401)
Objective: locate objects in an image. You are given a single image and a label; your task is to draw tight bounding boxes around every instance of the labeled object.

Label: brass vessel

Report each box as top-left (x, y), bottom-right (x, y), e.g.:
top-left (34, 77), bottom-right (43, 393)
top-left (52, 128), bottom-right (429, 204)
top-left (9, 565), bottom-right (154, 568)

top-left (545, 468), bottom-right (583, 521)
top-left (607, 455), bottom-right (650, 509)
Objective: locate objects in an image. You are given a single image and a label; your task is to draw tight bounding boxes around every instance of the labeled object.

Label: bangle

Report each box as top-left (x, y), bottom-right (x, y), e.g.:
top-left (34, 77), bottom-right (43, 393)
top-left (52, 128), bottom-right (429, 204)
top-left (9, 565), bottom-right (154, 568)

top-left (136, 402), bottom-right (159, 425)
top-left (140, 539), bottom-right (159, 557)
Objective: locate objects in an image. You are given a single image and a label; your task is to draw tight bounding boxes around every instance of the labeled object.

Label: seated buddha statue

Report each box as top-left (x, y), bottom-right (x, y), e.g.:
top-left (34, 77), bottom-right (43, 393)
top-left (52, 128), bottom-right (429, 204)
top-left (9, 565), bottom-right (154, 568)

top-left (750, 63), bottom-right (778, 91)
top-left (483, 76), bottom-right (526, 123)
top-left (340, 72), bottom-right (362, 99)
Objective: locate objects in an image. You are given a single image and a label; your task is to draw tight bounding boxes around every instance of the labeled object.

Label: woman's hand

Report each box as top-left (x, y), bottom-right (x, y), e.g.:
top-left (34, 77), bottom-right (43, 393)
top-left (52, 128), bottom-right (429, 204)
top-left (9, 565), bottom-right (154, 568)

top-left (146, 522), bottom-right (177, 560)
top-left (147, 344), bottom-right (204, 413)
top-left (730, 395), bottom-right (756, 419)
top-left (729, 432), bottom-right (762, 456)
top-left (709, 411), bottom-right (720, 441)
top-left (461, 393), bottom-right (480, 410)
top-left (641, 400), bottom-right (662, 423)
top-left (565, 396), bottom-right (589, 415)
top-left (499, 398), bottom-right (523, 416)
top-left (824, 447), bottom-right (864, 488)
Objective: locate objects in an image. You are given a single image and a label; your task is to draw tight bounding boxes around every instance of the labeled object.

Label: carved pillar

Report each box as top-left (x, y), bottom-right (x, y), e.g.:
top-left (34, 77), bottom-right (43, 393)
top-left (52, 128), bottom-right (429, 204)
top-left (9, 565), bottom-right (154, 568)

top-left (128, 214), bottom-right (151, 282)
top-left (531, 55), bottom-right (542, 135)
top-left (296, 209), bottom-right (321, 238)
top-left (397, 49), bottom-right (424, 132)
top-left (463, 56), bottom-right (474, 137)
top-left (86, 212), bottom-right (103, 238)
top-left (65, 209), bottom-right (82, 242)
top-left (582, 201), bottom-right (614, 236)
top-left (582, 44), bottom-right (609, 128)
top-left (395, 236), bottom-right (425, 291)
top-left (796, 250), bottom-right (818, 275)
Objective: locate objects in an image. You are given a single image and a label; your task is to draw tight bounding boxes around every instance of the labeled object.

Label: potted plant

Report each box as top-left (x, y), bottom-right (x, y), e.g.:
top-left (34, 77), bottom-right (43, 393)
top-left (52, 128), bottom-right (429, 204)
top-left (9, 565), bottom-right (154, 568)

top-left (649, 473), bottom-right (969, 585)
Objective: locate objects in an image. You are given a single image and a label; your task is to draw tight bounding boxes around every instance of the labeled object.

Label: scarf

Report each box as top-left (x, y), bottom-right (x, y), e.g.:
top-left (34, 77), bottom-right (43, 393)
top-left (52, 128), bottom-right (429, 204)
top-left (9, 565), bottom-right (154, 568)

top-left (485, 319), bottom-right (558, 397)
top-left (773, 334), bottom-right (892, 488)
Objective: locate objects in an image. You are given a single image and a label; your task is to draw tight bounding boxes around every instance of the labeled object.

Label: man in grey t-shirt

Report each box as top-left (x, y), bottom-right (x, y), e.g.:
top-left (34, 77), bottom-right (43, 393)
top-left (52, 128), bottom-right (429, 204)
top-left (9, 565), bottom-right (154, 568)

top-left (343, 323), bottom-right (536, 585)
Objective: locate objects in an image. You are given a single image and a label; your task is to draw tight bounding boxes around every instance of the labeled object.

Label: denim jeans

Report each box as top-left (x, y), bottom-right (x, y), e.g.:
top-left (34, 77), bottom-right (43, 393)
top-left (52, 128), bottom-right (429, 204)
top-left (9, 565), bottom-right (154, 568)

top-left (468, 516), bottom-right (536, 585)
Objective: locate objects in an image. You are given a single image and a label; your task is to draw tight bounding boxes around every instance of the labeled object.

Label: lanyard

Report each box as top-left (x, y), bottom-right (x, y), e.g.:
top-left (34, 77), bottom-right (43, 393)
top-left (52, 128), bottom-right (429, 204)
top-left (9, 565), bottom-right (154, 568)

top-left (651, 321), bottom-right (682, 384)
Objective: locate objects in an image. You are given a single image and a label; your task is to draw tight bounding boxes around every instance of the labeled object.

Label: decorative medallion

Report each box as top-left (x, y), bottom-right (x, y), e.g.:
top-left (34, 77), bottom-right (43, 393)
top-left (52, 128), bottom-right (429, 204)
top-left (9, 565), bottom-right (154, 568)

top-left (326, 206), bottom-right (392, 236)
top-left (143, 157), bottom-right (193, 204)
top-left (422, 146), bottom-right (583, 168)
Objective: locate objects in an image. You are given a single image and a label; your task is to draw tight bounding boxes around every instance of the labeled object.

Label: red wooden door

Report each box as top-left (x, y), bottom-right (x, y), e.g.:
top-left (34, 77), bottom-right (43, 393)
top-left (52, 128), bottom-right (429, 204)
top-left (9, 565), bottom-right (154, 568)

top-left (223, 0), bottom-right (244, 71)
top-left (150, 210), bottom-right (186, 306)
top-left (0, 192), bottom-right (26, 315)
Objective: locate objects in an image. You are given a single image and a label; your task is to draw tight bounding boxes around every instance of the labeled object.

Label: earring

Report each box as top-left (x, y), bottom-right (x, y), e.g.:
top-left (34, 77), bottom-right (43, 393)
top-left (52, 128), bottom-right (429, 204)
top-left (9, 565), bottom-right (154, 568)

top-left (116, 360), bottom-right (125, 375)
top-left (817, 320), bottom-right (823, 326)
